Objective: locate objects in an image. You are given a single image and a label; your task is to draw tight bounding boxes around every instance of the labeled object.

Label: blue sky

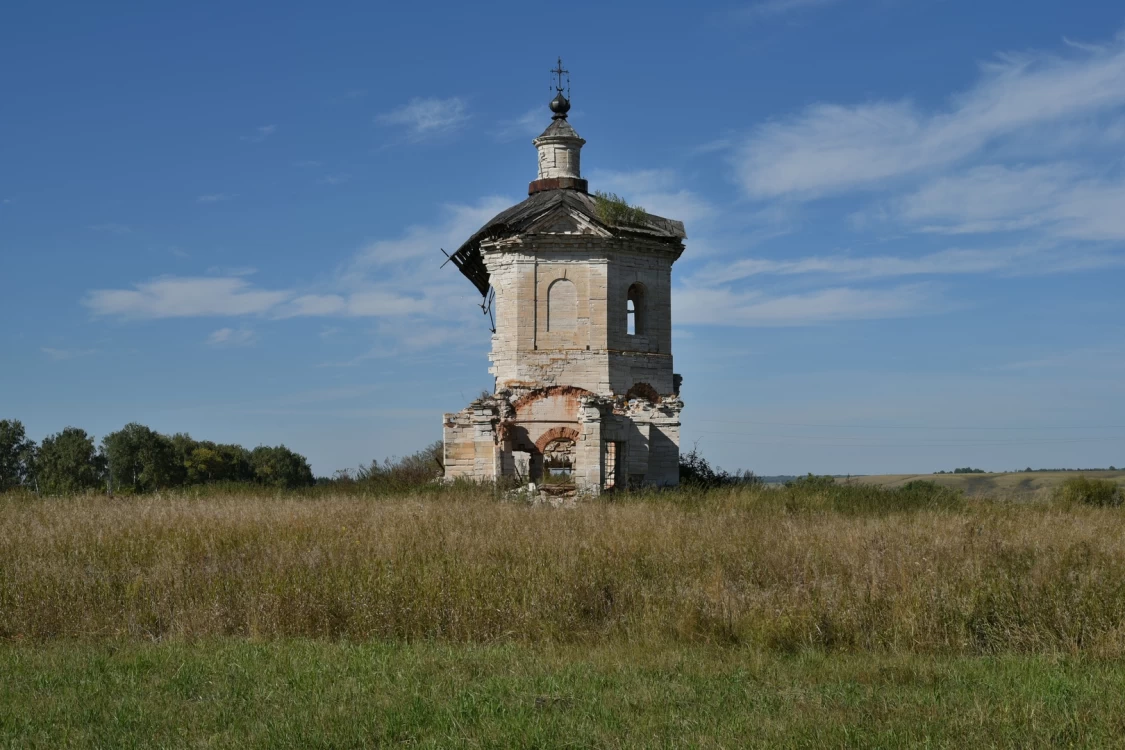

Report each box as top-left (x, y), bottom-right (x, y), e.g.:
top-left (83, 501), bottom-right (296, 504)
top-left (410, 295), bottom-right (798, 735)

top-left (3, 0), bottom-right (1125, 476)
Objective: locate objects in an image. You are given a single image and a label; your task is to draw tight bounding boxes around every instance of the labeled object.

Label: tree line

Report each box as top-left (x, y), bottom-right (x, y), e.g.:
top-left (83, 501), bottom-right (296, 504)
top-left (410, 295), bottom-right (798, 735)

top-left (0, 419), bottom-right (314, 494)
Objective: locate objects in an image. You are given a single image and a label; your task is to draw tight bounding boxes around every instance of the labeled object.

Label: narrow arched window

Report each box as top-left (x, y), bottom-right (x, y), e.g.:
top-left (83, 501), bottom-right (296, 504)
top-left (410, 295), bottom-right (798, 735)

top-left (627, 284), bottom-right (645, 336)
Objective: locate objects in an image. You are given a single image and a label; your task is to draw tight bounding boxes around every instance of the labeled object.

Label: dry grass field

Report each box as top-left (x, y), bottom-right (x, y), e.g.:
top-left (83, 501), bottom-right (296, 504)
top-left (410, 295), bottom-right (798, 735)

top-left (3, 481), bottom-right (1125, 746)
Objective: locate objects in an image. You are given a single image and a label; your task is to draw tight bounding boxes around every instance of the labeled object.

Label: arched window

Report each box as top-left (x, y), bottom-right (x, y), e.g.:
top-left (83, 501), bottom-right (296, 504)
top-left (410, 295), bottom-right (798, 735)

top-left (547, 278), bottom-right (577, 332)
top-left (627, 283), bottom-right (645, 336)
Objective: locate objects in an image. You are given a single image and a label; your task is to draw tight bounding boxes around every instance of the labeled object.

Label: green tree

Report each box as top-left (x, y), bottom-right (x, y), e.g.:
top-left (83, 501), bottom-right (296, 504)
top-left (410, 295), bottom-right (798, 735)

top-left (250, 445), bottom-right (314, 489)
top-left (36, 427), bottom-right (104, 494)
top-left (170, 433), bottom-right (200, 475)
top-left (102, 423), bottom-right (182, 493)
top-left (0, 419), bottom-right (37, 491)
top-left (217, 444), bottom-right (254, 482)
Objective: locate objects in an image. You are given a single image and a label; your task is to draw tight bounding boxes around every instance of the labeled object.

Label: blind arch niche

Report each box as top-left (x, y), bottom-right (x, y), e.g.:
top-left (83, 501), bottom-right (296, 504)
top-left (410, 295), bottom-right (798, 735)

top-left (546, 278), bottom-right (577, 332)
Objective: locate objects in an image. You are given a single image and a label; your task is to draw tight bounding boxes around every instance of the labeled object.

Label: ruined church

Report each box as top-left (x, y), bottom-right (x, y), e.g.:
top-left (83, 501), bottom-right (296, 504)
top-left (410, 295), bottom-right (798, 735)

top-left (443, 65), bottom-right (685, 494)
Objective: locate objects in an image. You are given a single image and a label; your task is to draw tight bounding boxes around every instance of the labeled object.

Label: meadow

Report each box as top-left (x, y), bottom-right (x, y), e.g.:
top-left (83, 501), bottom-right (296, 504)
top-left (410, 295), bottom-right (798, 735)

top-left (3, 479), bottom-right (1125, 747)
top-left (838, 469), bottom-right (1125, 494)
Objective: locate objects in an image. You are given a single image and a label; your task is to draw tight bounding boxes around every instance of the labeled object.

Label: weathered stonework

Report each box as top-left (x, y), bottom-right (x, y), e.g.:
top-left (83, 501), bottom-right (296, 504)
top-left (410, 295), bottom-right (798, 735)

top-left (443, 93), bottom-right (686, 495)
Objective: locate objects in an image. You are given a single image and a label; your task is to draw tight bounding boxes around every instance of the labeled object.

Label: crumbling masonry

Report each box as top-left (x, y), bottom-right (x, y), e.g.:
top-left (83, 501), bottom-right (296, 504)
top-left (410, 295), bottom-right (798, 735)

top-left (443, 84), bottom-right (685, 494)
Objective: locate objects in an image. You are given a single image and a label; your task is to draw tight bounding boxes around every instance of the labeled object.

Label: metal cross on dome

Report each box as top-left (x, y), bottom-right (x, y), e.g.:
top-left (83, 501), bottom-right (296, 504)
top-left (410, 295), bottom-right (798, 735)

top-left (550, 57), bottom-right (570, 98)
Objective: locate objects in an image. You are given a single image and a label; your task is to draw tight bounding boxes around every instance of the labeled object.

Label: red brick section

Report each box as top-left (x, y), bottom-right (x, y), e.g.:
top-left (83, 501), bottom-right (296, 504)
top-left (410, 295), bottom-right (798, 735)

top-left (512, 385), bottom-right (595, 414)
top-left (534, 426), bottom-right (580, 453)
top-left (528, 177), bottom-right (588, 195)
top-left (626, 382), bottom-right (661, 402)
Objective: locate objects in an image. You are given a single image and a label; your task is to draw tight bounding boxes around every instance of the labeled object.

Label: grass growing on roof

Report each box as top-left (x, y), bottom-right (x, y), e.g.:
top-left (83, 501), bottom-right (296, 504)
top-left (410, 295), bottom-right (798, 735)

top-left (592, 190), bottom-right (648, 226)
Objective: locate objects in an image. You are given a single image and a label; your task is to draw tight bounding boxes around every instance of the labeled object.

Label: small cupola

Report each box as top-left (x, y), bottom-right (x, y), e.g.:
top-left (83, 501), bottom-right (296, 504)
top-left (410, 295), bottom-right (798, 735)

top-left (529, 58), bottom-right (588, 195)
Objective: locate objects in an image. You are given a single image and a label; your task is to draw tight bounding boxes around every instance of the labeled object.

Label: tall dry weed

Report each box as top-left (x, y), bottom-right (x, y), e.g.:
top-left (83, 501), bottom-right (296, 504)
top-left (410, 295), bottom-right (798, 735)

top-left (2, 486), bottom-right (1124, 654)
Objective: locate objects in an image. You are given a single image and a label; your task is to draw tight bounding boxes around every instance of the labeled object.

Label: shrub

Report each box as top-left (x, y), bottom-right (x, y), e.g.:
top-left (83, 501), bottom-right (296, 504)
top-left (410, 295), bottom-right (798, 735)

top-left (1057, 476), bottom-right (1124, 507)
top-left (678, 447), bottom-right (758, 490)
top-left (350, 441), bottom-right (445, 492)
top-left (781, 477), bottom-right (964, 515)
top-left (785, 473), bottom-right (837, 491)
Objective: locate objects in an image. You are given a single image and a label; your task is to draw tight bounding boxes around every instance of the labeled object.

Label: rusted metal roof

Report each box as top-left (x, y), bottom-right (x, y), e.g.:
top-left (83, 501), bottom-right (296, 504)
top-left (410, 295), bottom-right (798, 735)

top-left (446, 189), bottom-right (686, 296)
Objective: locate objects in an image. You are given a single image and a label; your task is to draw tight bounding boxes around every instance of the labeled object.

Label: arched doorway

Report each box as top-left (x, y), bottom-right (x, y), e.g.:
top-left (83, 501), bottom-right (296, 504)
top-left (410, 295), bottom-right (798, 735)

top-left (541, 437), bottom-right (576, 483)
top-left (533, 426), bottom-right (580, 485)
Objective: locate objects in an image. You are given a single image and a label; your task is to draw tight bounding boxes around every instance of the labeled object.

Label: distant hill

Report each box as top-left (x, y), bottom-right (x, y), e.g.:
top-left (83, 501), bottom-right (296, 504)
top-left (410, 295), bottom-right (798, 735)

top-left (838, 470), bottom-right (1125, 494)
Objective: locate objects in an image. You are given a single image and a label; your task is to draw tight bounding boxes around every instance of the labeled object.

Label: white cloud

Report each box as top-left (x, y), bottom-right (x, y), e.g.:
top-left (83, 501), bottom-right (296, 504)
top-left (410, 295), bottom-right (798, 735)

top-left (241, 124), bottom-right (277, 143)
top-left (675, 283), bottom-right (942, 326)
top-left (590, 169), bottom-right (677, 194)
top-left (496, 107), bottom-right (546, 141)
top-left (897, 163), bottom-right (1125, 241)
top-left (206, 266), bottom-right (257, 277)
top-left (84, 194), bottom-right (510, 346)
top-left (735, 37), bottom-right (1125, 199)
top-left (347, 197), bottom-right (511, 272)
top-left (317, 174), bottom-right (350, 186)
top-left (293, 160), bottom-right (323, 168)
top-left (634, 190), bottom-right (717, 225)
top-left (347, 291), bottom-right (432, 317)
top-left (84, 277), bottom-right (290, 319)
top-left (375, 97), bottom-right (469, 140)
top-left (197, 193), bottom-right (235, 203)
top-left (41, 347), bottom-right (96, 361)
top-left (283, 294), bottom-right (347, 317)
top-left (728, 0), bottom-right (842, 22)
top-left (89, 223), bottom-right (132, 234)
top-left (207, 327), bottom-right (257, 347)
top-left (690, 243), bottom-right (1124, 287)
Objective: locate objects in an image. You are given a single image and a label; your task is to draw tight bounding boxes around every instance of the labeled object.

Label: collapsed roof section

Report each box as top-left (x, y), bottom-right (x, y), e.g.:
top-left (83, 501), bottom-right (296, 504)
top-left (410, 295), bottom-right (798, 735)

top-left (446, 189), bottom-right (687, 296)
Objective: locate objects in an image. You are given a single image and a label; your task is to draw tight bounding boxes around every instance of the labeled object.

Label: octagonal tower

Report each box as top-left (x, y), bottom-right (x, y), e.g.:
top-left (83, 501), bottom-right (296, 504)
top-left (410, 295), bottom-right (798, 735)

top-left (443, 73), bottom-right (685, 494)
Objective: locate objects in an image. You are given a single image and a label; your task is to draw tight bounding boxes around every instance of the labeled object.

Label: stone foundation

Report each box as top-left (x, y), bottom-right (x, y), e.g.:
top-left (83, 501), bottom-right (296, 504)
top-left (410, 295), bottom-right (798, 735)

top-left (444, 387), bottom-right (682, 495)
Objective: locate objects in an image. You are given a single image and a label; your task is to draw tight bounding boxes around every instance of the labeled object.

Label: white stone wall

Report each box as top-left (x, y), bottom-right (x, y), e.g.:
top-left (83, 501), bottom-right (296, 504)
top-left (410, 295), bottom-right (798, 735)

top-left (483, 235), bottom-right (679, 399)
top-left (442, 404), bottom-right (500, 481)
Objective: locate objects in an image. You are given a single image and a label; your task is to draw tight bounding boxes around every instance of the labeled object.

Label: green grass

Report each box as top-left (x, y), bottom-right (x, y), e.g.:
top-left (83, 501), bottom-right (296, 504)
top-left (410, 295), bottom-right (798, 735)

top-left (2, 640), bottom-right (1124, 748)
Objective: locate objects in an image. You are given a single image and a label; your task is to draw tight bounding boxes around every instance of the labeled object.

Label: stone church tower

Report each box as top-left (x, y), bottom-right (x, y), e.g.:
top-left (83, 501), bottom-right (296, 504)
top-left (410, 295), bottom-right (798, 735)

top-left (443, 71), bottom-right (685, 494)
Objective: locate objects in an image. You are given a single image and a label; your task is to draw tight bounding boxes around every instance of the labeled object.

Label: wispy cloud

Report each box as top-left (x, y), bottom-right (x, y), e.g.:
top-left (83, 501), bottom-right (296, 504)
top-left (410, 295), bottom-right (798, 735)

top-left (83, 194), bottom-right (516, 360)
top-left (688, 243), bottom-right (1125, 287)
top-left (375, 97), bottom-right (469, 140)
top-left (895, 163), bottom-right (1125, 241)
top-left (346, 197), bottom-right (511, 272)
top-left (675, 283), bottom-right (943, 326)
top-left (197, 193), bottom-right (235, 203)
top-left (986, 346), bottom-right (1125, 372)
top-left (83, 195), bottom-right (509, 326)
top-left (205, 266), bottom-right (257, 277)
top-left (41, 347), bottom-right (97, 361)
top-left (292, 160), bottom-right (323, 168)
top-left (240, 124), bottom-right (277, 143)
top-left (727, 0), bottom-right (843, 23)
top-left (495, 107), bottom-right (546, 141)
top-left (317, 174), bottom-right (350, 186)
top-left (206, 327), bottom-right (257, 347)
top-left (735, 36), bottom-right (1125, 199)
top-left (84, 277), bottom-right (289, 319)
top-left (89, 223), bottom-right (133, 234)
